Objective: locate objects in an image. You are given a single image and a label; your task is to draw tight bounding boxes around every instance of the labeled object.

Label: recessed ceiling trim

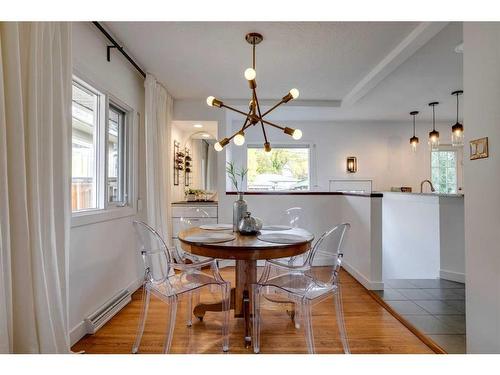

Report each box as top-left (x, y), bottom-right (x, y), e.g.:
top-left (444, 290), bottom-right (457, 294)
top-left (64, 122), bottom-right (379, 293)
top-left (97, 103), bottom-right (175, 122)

top-left (342, 22), bottom-right (449, 106)
top-left (223, 99), bottom-right (342, 108)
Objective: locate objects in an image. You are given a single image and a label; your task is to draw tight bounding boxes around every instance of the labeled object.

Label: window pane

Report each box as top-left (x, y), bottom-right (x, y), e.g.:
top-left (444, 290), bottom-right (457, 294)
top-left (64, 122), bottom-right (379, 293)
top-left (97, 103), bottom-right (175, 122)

top-left (72, 83), bottom-right (98, 211)
top-left (247, 147), bottom-right (310, 191)
top-left (108, 105), bottom-right (126, 203)
top-left (431, 149), bottom-right (457, 194)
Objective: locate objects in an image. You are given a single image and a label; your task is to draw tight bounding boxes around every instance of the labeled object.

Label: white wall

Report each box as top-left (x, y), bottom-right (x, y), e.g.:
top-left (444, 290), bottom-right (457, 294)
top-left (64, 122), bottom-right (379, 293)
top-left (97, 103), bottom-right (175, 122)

top-left (463, 23), bottom-right (500, 353)
top-left (69, 22), bottom-right (145, 344)
top-left (228, 119), bottom-right (461, 193)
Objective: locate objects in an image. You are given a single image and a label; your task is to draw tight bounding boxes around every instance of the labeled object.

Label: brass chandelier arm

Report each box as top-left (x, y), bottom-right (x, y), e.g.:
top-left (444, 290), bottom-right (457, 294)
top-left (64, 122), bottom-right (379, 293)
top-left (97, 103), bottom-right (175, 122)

top-left (261, 99), bottom-right (286, 117)
top-left (220, 103), bottom-right (254, 119)
top-left (252, 89), bottom-right (269, 144)
top-left (220, 102), bottom-right (288, 132)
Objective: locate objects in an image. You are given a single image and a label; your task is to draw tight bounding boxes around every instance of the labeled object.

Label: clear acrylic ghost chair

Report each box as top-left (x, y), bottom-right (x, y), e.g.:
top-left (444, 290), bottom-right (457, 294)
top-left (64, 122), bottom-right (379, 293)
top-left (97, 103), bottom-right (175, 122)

top-left (268, 207), bottom-right (306, 326)
top-left (174, 207), bottom-right (213, 264)
top-left (279, 207), bottom-right (305, 266)
top-left (175, 207), bottom-right (219, 325)
top-left (280, 207), bottom-right (303, 229)
top-left (253, 223), bottom-right (351, 354)
top-left (132, 220), bottom-right (230, 353)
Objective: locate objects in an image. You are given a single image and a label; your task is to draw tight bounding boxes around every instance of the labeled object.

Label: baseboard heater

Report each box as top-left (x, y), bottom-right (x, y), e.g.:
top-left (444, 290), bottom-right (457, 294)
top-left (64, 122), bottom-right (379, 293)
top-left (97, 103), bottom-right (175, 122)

top-left (84, 289), bottom-right (131, 334)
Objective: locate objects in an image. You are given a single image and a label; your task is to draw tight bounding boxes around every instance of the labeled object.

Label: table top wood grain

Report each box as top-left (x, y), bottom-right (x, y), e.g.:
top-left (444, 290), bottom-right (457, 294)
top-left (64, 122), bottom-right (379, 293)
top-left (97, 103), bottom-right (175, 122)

top-left (178, 227), bottom-right (314, 260)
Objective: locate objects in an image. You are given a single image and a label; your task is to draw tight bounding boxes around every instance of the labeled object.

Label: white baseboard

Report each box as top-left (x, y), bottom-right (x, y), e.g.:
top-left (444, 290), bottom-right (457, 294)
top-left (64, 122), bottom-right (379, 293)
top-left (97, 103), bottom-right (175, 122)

top-left (440, 269), bottom-right (465, 283)
top-left (69, 277), bottom-right (143, 347)
top-left (69, 321), bottom-right (87, 347)
top-left (342, 261), bottom-right (384, 290)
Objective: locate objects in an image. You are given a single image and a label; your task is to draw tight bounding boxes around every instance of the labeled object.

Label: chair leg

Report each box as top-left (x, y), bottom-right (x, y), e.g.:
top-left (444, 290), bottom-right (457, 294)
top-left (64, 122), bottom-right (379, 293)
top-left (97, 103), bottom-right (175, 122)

top-left (333, 288), bottom-right (350, 354)
top-left (252, 285), bottom-right (261, 353)
top-left (302, 301), bottom-right (315, 354)
top-left (186, 291), bottom-right (193, 327)
top-left (163, 297), bottom-right (178, 354)
top-left (294, 302), bottom-right (301, 329)
top-left (132, 286), bottom-right (150, 354)
top-left (221, 283), bottom-right (230, 352)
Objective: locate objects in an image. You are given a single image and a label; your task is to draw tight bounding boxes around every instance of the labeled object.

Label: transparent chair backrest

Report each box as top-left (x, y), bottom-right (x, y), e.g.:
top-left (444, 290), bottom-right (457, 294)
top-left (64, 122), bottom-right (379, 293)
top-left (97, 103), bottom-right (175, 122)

top-left (306, 223), bottom-right (350, 286)
top-left (180, 207), bottom-right (210, 231)
top-left (133, 221), bottom-right (172, 284)
top-left (281, 207), bottom-right (303, 228)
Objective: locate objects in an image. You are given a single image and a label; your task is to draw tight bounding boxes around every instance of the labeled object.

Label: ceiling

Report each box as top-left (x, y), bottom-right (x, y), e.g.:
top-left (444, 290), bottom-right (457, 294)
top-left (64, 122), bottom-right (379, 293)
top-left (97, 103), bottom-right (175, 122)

top-left (104, 21), bottom-right (463, 123)
top-left (172, 121), bottom-right (218, 140)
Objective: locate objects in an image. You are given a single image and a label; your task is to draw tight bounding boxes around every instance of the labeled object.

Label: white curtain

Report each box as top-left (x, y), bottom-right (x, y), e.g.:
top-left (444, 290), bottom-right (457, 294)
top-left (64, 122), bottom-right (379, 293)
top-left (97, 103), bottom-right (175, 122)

top-left (0, 22), bottom-right (71, 353)
top-left (144, 74), bottom-right (173, 243)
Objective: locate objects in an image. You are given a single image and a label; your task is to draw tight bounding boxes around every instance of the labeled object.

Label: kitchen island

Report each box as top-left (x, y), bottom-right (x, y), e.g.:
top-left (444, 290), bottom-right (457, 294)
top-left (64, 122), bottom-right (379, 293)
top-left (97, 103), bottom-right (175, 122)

top-left (382, 192), bottom-right (465, 282)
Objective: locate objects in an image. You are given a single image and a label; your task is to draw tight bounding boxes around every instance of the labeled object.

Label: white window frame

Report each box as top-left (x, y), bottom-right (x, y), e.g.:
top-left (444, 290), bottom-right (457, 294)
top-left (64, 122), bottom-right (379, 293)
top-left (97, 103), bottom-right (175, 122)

top-left (71, 74), bottom-right (138, 227)
top-left (242, 142), bottom-right (315, 192)
top-left (106, 102), bottom-right (129, 207)
top-left (430, 145), bottom-right (459, 194)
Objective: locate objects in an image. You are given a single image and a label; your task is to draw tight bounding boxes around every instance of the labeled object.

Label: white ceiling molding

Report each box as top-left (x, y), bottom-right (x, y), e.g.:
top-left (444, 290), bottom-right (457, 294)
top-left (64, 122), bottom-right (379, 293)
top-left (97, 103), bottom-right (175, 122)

top-left (342, 22), bottom-right (449, 106)
top-left (223, 99), bottom-right (342, 108)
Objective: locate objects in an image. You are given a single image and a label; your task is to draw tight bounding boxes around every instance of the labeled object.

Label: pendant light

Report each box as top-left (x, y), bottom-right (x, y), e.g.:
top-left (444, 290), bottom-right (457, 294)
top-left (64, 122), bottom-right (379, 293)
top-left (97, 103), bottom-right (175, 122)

top-left (207, 33), bottom-right (302, 153)
top-left (428, 102), bottom-right (440, 149)
top-left (451, 90), bottom-right (464, 147)
top-left (409, 111), bottom-right (419, 152)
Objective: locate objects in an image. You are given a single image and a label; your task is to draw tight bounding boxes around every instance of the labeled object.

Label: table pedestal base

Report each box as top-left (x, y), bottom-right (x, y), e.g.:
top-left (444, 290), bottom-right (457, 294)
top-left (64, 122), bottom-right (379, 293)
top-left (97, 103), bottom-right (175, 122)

top-left (192, 260), bottom-right (298, 348)
top-left (192, 260), bottom-right (255, 347)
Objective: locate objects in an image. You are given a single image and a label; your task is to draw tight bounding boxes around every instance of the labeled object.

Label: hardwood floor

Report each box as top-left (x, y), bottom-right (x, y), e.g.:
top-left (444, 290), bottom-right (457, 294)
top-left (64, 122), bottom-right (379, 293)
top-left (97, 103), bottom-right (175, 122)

top-left (71, 268), bottom-right (434, 354)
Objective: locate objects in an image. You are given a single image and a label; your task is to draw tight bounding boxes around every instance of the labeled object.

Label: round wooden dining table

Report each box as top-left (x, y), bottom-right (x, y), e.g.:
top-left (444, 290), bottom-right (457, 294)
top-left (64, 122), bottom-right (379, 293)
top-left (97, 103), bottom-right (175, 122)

top-left (178, 226), bottom-right (314, 347)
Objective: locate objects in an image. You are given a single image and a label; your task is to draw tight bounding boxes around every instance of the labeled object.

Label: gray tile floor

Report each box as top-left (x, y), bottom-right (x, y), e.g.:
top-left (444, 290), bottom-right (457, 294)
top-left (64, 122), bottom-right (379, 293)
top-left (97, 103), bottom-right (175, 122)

top-left (375, 278), bottom-right (466, 353)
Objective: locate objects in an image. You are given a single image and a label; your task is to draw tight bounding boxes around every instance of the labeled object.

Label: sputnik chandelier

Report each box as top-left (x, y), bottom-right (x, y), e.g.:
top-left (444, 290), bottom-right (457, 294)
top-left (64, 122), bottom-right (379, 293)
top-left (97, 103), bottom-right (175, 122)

top-left (206, 32), bottom-right (302, 152)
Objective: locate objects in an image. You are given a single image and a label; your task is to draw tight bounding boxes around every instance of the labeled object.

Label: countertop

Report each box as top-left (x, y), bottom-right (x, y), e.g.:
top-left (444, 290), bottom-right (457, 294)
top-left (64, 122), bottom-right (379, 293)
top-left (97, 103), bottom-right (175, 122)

top-left (172, 200), bottom-right (218, 205)
top-left (382, 191), bottom-right (464, 198)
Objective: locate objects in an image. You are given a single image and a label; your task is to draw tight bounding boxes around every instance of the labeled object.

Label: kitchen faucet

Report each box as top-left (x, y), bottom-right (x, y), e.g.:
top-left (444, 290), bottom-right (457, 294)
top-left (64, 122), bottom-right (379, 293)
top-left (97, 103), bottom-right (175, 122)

top-left (420, 179), bottom-right (436, 193)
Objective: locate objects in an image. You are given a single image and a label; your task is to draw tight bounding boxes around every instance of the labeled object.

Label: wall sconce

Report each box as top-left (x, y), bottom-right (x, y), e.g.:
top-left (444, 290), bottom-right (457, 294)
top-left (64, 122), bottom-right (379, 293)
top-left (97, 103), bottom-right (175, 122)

top-left (346, 156), bottom-right (357, 173)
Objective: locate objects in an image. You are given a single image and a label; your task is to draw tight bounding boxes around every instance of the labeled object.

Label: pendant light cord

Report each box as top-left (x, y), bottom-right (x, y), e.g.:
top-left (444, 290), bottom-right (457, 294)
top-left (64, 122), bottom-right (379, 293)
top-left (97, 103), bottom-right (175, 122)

top-left (456, 93), bottom-right (459, 123)
top-left (432, 105), bottom-right (436, 131)
top-left (413, 114), bottom-right (416, 136)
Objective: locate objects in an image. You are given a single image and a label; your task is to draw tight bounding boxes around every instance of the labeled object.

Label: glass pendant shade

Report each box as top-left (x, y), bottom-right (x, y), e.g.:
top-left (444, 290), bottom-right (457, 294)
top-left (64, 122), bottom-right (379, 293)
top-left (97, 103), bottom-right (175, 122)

top-left (452, 123), bottom-right (464, 147)
top-left (428, 102), bottom-right (439, 149)
top-left (410, 136), bottom-right (419, 152)
top-left (451, 90), bottom-right (464, 147)
top-left (409, 111), bottom-right (419, 152)
top-left (429, 130), bottom-right (440, 148)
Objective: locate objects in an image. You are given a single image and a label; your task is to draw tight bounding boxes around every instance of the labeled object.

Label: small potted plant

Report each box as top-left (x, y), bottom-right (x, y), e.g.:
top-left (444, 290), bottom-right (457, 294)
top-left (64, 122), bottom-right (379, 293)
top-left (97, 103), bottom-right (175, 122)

top-left (185, 188), bottom-right (199, 201)
top-left (226, 162), bottom-right (248, 231)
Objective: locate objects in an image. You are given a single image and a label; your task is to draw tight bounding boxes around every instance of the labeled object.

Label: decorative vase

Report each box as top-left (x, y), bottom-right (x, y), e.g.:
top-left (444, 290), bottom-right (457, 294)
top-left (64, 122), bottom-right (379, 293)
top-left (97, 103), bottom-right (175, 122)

top-left (233, 193), bottom-right (247, 232)
top-left (238, 212), bottom-right (263, 235)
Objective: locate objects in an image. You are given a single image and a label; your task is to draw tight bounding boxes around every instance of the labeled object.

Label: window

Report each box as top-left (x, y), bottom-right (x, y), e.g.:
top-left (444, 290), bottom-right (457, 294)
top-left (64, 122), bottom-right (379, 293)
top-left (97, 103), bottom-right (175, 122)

top-left (71, 78), bottom-right (130, 213)
top-left (71, 82), bottom-right (100, 211)
top-left (107, 105), bottom-right (127, 204)
top-left (431, 148), bottom-right (458, 194)
top-left (247, 145), bottom-right (310, 191)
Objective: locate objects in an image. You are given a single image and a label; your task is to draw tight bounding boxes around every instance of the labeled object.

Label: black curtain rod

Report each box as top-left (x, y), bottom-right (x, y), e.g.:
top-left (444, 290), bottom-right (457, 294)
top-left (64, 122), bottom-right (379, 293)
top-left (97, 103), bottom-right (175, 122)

top-left (92, 21), bottom-right (146, 78)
